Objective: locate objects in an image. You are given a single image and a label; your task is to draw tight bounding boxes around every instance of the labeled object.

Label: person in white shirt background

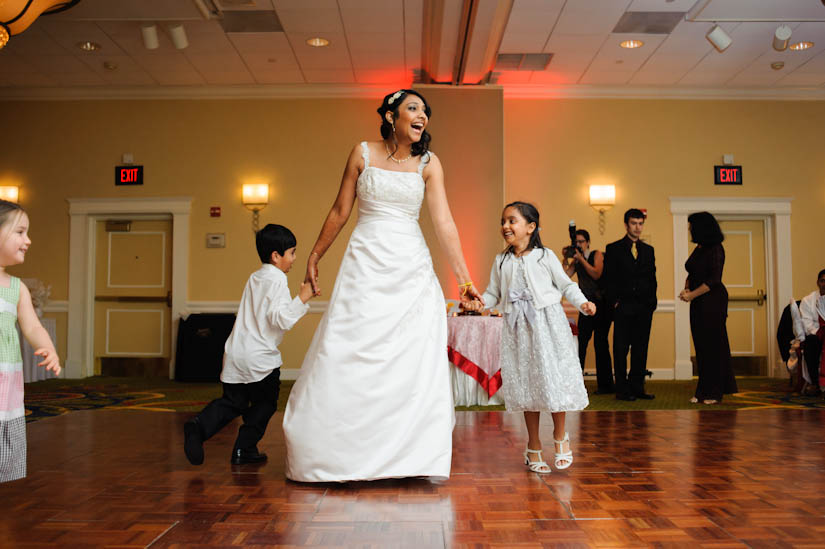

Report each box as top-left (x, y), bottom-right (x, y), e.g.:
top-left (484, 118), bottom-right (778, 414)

top-left (465, 201), bottom-right (595, 474)
top-left (798, 268), bottom-right (825, 396)
top-left (183, 224), bottom-right (315, 466)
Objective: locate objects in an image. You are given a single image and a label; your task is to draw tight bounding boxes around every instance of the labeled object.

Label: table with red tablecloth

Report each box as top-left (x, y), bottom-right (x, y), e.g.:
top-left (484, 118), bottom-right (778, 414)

top-left (447, 313), bottom-right (579, 406)
top-left (447, 316), bottom-right (504, 406)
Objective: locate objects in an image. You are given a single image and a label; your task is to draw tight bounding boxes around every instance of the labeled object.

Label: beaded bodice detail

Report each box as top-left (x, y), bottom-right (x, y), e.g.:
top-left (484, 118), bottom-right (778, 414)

top-left (356, 141), bottom-right (429, 222)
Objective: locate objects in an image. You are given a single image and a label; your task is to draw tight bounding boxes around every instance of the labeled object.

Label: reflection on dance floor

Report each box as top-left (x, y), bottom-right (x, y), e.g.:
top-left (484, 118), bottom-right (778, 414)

top-left (1, 408), bottom-right (823, 547)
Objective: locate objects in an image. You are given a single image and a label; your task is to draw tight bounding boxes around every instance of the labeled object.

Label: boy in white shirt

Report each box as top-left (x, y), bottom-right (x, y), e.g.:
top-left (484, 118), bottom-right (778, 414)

top-left (184, 224), bottom-right (314, 465)
top-left (798, 268), bottom-right (825, 395)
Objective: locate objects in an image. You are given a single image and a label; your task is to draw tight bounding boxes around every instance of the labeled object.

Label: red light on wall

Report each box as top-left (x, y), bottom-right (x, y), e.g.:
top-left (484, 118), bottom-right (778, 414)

top-left (210, 207), bottom-right (221, 217)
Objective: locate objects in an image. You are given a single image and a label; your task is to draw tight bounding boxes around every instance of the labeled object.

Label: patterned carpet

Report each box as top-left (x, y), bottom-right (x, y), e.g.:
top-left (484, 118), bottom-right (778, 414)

top-left (22, 375), bottom-right (824, 422)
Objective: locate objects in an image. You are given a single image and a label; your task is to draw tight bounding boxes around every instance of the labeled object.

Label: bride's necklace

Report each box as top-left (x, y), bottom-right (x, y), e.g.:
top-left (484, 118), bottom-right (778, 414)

top-left (385, 142), bottom-right (412, 163)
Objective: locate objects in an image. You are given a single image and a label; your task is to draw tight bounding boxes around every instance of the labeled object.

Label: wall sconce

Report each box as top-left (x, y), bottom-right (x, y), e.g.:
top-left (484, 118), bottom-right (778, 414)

top-left (0, 186), bottom-right (20, 203)
top-left (589, 184), bottom-right (615, 235)
top-left (242, 183), bottom-right (269, 232)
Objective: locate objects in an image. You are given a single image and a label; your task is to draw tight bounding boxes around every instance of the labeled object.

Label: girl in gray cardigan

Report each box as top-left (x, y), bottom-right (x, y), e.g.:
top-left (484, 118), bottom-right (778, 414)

top-left (467, 202), bottom-right (594, 474)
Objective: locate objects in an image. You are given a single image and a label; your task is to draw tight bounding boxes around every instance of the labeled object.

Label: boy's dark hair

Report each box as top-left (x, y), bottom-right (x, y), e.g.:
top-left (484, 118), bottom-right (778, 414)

top-left (624, 208), bottom-right (645, 224)
top-left (687, 211), bottom-right (725, 246)
top-left (256, 224), bottom-right (296, 264)
top-left (575, 229), bottom-right (590, 243)
top-left (818, 269), bottom-right (825, 280)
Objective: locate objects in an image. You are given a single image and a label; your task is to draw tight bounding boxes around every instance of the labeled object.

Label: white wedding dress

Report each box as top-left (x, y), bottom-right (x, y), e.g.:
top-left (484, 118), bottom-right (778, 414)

top-left (282, 142), bottom-right (455, 482)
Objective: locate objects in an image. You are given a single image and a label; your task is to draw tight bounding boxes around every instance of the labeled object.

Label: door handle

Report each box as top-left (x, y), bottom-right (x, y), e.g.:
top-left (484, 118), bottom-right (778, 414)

top-left (729, 289), bottom-right (766, 306)
top-left (166, 291), bottom-right (172, 308)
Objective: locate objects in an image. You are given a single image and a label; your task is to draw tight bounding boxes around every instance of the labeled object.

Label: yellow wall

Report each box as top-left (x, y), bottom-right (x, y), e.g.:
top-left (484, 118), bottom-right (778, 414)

top-left (504, 98), bottom-right (825, 370)
top-left (2, 93), bottom-right (824, 376)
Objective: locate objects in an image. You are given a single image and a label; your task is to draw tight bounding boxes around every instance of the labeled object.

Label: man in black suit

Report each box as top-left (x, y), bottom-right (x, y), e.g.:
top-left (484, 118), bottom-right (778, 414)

top-left (604, 208), bottom-right (657, 401)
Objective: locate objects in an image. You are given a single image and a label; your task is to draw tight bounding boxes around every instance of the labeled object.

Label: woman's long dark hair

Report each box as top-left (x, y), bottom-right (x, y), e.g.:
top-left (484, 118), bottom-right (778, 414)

top-left (377, 89), bottom-right (431, 157)
top-left (500, 201), bottom-right (544, 268)
top-left (688, 211), bottom-right (724, 246)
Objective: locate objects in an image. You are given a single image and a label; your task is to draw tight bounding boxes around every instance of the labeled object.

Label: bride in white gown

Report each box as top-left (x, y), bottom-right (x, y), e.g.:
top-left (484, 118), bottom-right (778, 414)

top-left (283, 89), bottom-right (481, 482)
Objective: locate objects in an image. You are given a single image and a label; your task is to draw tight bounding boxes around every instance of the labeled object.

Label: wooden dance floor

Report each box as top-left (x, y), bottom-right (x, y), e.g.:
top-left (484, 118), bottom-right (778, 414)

top-left (2, 408), bottom-right (824, 548)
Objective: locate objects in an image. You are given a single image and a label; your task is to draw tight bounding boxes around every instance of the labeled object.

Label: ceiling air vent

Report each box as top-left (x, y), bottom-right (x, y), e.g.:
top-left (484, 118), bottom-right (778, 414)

top-left (494, 53), bottom-right (553, 71)
top-left (219, 10), bottom-right (283, 32)
top-left (612, 11), bottom-right (684, 34)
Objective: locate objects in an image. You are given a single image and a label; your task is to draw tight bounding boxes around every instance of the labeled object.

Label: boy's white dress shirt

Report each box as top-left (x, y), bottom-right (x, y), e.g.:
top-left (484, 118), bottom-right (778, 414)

top-left (221, 264), bottom-right (309, 384)
top-left (799, 290), bottom-right (825, 336)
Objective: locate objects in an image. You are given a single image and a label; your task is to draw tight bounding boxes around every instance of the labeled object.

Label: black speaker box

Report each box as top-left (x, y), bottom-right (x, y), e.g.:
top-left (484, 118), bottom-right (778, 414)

top-left (175, 313), bottom-right (236, 382)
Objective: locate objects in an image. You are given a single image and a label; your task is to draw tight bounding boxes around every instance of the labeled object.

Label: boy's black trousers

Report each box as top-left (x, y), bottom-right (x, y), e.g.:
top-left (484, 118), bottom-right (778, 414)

top-left (194, 369), bottom-right (280, 452)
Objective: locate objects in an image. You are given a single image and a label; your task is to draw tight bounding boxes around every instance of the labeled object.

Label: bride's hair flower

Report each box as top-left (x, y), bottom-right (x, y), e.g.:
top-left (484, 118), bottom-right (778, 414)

top-left (387, 90), bottom-right (404, 105)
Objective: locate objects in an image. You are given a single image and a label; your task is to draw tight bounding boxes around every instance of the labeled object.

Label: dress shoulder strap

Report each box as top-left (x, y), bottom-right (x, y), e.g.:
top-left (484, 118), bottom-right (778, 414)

top-left (360, 141), bottom-right (369, 169)
top-left (0, 276), bottom-right (20, 310)
top-left (417, 151), bottom-right (431, 176)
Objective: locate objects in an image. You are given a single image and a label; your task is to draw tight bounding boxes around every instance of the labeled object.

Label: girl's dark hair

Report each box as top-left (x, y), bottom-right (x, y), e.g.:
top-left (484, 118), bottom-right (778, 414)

top-left (256, 223), bottom-right (297, 264)
top-left (687, 211), bottom-right (724, 246)
top-left (0, 200), bottom-right (25, 243)
top-left (500, 201), bottom-right (544, 268)
top-left (377, 89), bottom-right (432, 157)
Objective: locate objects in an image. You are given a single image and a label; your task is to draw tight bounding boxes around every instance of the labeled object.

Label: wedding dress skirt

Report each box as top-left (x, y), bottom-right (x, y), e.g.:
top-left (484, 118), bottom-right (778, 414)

top-left (283, 145), bottom-right (454, 482)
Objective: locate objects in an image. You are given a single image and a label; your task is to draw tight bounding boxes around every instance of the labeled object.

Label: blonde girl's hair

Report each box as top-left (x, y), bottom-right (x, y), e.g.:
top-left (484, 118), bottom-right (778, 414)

top-left (0, 199), bottom-right (25, 247)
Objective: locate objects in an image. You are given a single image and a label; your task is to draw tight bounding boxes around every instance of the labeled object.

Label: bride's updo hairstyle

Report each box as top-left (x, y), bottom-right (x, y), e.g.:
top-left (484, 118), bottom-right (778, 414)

top-left (377, 89), bottom-right (432, 157)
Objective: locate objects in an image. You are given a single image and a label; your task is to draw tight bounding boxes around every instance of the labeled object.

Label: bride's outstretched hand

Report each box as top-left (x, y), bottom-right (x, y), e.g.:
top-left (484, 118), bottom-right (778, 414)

top-left (305, 257), bottom-right (321, 296)
top-left (463, 283), bottom-right (483, 303)
top-left (459, 284), bottom-right (483, 311)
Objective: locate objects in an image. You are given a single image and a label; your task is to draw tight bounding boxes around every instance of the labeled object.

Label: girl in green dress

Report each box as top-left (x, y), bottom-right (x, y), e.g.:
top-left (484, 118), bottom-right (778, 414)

top-left (0, 200), bottom-right (60, 482)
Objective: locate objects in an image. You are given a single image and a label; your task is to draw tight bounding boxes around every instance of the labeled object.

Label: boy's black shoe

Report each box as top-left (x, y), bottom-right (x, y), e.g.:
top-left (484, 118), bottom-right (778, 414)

top-left (615, 393), bottom-right (636, 401)
top-left (634, 393), bottom-right (655, 400)
top-left (231, 448), bottom-right (268, 465)
top-left (183, 418), bottom-right (204, 465)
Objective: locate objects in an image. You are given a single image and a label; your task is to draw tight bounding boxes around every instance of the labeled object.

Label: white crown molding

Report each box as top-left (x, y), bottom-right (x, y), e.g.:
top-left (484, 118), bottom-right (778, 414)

top-left (503, 85), bottom-right (825, 101)
top-left (0, 84), bottom-right (396, 102)
top-left (68, 197), bottom-right (193, 215)
top-left (2, 83), bottom-right (824, 102)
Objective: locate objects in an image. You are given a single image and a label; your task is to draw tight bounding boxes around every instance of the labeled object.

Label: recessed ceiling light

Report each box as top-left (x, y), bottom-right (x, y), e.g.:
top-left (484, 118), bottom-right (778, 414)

top-left (103, 61), bottom-right (118, 71)
top-left (306, 37), bottom-right (329, 47)
top-left (76, 41), bottom-right (101, 52)
top-left (789, 41), bottom-right (814, 51)
top-left (619, 39), bottom-right (643, 49)
top-left (770, 61), bottom-right (784, 70)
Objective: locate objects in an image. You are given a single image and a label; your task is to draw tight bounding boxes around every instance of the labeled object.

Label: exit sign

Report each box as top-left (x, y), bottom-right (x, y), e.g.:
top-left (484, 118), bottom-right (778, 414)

top-left (714, 165), bottom-right (742, 185)
top-left (116, 165), bottom-right (143, 186)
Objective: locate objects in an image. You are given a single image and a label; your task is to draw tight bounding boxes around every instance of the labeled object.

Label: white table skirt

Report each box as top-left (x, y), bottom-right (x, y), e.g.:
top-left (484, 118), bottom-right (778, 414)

top-left (21, 317), bottom-right (58, 383)
top-left (448, 315), bottom-right (504, 406)
top-left (451, 364), bottom-right (504, 406)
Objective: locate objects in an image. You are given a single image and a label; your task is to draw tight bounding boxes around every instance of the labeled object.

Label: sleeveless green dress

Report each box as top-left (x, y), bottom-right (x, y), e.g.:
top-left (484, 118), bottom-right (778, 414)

top-left (0, 276), bottom-right (26, 482)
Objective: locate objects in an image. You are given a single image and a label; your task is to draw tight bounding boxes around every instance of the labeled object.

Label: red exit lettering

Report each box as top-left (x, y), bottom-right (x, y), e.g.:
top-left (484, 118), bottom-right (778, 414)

top-left (120, 168), bottom-right (139, 182)
top-left (719, 168), bottom-right (738, 182)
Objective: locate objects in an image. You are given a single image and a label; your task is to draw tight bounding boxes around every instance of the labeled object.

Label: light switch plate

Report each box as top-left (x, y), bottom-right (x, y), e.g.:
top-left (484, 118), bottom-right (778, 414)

top-left (206, 233), bottom-right (225, 248)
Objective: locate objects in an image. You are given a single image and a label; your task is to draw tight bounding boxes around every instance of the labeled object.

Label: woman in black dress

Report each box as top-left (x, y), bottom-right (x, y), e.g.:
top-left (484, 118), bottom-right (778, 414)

top-left (679, 212), bottom-right (737, 404)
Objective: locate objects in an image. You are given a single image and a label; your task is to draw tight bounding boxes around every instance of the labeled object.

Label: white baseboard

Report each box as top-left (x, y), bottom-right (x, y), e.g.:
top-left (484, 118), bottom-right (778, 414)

top-left (280, 368), bottom-right (300, 381)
